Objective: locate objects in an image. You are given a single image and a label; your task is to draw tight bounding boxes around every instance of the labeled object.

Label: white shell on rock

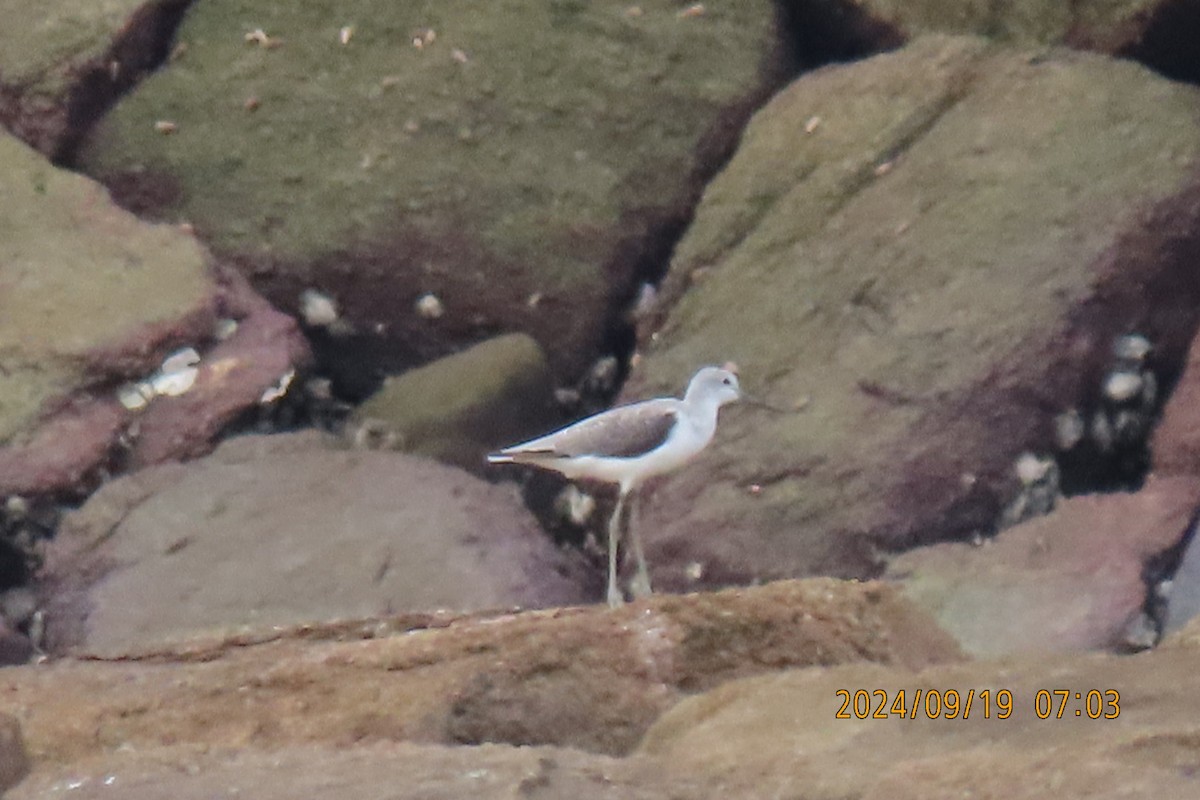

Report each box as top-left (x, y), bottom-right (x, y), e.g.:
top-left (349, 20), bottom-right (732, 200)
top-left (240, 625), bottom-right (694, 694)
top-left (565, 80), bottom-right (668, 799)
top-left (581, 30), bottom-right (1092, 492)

top-left (300, 289), bottom-right (340, 328)
top-left (1014, 452), bottom-right (1054, 486)
top-left (1053, 409), bottom-right (1084, 451)
top-left (150, 348), bottom-right (201, 397)
top-left (1113, 334), bottom-right (1151, 363)
top-left (260, 369), bottom-right (296, 404)
top-left (415, 293), bottom-right (445, 319)
top-left (1103, 371), bottom-right (1143, 403)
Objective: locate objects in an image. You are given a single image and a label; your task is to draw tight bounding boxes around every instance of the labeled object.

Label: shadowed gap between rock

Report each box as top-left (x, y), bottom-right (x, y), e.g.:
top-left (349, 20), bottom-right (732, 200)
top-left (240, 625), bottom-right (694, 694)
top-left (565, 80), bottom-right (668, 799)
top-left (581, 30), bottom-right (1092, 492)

top-left (1119, 0), bottom-right (1200, 86)
top-left (54, 0), bottom-right (197, 165)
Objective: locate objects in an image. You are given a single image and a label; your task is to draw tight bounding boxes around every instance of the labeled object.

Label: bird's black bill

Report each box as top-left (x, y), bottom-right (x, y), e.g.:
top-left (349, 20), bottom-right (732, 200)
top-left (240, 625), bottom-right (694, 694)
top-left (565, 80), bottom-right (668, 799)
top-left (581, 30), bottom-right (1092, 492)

top-left (740, 393), bottom-right (793, 413)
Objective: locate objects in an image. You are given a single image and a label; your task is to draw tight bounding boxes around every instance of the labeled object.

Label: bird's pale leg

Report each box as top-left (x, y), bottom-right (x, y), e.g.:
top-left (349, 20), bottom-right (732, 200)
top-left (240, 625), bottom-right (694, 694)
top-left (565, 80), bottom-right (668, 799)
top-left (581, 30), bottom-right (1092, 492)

top-left (607, 489), bottom-right (628, 608)
top-left (628, 491), bottom-right (653, 599)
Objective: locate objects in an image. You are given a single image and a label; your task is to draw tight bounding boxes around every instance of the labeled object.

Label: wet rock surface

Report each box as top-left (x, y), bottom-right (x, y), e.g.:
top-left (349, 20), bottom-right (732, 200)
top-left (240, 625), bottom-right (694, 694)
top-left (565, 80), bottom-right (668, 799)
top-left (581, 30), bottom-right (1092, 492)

top-left (79, 0), bottom-right (784, 390)
top-left (626, 35), bottom-right (1200, 589)
top-left (38, 431), bottom-right (590, 656)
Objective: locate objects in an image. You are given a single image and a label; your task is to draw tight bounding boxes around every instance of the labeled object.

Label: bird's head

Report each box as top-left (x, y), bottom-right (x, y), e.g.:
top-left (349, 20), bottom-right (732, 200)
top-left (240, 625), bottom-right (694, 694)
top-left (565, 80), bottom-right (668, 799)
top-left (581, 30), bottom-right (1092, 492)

top-left (686, 365), bottom-right (742, 407)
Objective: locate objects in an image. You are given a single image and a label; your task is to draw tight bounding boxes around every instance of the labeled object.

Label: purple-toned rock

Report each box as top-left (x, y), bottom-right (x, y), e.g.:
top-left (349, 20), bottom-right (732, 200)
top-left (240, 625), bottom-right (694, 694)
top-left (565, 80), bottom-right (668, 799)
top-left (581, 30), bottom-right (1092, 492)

top-left (0, 132), bottom-right (311, 499)
top-left (40, 432), bottom-right (590, 656)
top-left (885, 475), bottom-right (1200, 655)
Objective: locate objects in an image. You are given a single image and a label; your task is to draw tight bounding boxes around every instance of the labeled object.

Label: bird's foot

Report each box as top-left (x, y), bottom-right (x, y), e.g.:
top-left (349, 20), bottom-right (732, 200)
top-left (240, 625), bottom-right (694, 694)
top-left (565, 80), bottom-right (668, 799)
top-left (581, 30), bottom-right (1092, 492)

top-left (629, 572), bottom-right (653, 599)
top-left (607, 584), bottom-right (625, 608)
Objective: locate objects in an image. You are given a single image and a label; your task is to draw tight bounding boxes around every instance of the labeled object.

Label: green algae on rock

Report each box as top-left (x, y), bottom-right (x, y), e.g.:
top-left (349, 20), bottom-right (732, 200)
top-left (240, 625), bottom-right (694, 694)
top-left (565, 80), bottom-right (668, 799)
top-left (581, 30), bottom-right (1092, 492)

top-left (626, 36), bottom-right (1200, 587)
top-left (79, 0), bottom-right (781, 384)
top-left (349, 333), bottom-right (555, 470)
top-left (0, 131), bottom-right (213, 449)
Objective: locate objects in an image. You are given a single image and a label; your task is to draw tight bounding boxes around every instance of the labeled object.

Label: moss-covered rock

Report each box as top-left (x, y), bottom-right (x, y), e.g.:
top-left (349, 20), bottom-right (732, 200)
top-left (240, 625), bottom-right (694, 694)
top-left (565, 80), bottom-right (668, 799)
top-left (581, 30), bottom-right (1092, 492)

top-left (0, 0), bottom-right (191, 156)
top-left (349, 333), bottom-right (556, 469)
top-left (625, 36), bottom-right (1200, 587)
top-left (0, 130), bottom-right (213, 453)
top-left (79, 0), bottom-right (781, 388)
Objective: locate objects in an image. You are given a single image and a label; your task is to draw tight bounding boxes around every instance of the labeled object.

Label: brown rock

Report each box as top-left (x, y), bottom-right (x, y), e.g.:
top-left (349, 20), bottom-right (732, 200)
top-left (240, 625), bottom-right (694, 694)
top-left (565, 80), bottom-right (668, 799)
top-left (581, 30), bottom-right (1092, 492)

top-left (1151, 327), bottom-right (1200, 477)
top-left (641, 630), bottom-right (1200, 799)
top-left (6, 579), bottom-right (957, 771)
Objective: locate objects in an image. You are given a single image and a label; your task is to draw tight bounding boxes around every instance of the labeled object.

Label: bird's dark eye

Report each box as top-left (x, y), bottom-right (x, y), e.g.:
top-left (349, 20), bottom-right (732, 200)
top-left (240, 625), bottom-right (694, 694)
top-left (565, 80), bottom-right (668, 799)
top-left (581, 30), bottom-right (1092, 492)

top-left (722, 377), bottom-right (732, 386)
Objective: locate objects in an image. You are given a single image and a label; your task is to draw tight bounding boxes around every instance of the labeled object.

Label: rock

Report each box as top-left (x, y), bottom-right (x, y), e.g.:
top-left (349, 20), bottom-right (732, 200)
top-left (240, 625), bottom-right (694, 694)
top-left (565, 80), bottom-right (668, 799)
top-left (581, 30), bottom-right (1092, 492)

top-left (640, 629), bottom-right (1200, 799)
top-left (78, 0), bottom-right (784, 391)
top-left (0, 0), bottom-right (192, 157)
top-left (625, 36), bottom-right (1200, 588)
top-left (1151, 325), bottom-right (1200, 477)
top-left (1162, 515), bottom-right (1200, 634)
top-left (5, 579), bottom-right (956, 771)
top-left (0, 619), bottom-right (33, 666)
top-left (885, 475), bottom-right (1200, 655)
top-left (125, 269), bottom-right (312, 468)
top-left (0, 130), bottom-right (216, 497)
top-left (0, 714), bottom-right (30, 795)
top-left (39, 432), bottom-right (591, 655)
top-left (6, 742), bottom-right (685, 800)
top-left (805, 0), bottom-right (1200, 82)
top-left (349, 333), bottom-right (556, 470)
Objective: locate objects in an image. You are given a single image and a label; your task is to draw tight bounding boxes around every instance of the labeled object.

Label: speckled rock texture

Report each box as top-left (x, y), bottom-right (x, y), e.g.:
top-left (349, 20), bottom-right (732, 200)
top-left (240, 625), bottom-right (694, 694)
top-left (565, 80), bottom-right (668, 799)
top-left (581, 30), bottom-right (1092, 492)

top-left (3, 579), bottom-right (958, 783)
top-left (78, 0), bottom-right (785, 393)
top-left (624, 35), bottom-right (1200, 589)
top-left (38, 431), bottom-right (592, 655)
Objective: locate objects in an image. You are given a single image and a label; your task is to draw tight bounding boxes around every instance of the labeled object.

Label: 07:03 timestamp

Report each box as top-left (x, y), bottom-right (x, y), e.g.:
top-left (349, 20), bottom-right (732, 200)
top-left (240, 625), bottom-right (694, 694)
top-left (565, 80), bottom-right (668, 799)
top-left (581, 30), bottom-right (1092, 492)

top-left (834, 688), bottom-right (1121, 720)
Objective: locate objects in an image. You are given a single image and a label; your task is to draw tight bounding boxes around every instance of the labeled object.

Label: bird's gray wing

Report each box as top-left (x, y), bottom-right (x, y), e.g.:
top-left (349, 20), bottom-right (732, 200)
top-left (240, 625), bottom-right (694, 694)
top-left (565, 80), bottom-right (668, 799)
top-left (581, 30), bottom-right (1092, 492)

top-left (503, 400), bottom-right (679, 459)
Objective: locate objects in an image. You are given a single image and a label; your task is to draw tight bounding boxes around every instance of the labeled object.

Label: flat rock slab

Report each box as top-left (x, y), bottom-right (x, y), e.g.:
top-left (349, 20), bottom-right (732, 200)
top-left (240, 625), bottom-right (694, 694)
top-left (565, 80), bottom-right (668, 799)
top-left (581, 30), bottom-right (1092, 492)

top-left (80, 0), bottom-right (781, 388)
top-left (40, 431), bottom-right (590, 655)
top-left (7, 742), bottom-right (691, 800)
top-left (625, 35), bottom-right (1200, 587)
top-left (5, 579), bottom-right (958, 772)
top-left (640, 620), bottom-right (1200, 799)
top-left (885, 475), bottom-right (1200, 655)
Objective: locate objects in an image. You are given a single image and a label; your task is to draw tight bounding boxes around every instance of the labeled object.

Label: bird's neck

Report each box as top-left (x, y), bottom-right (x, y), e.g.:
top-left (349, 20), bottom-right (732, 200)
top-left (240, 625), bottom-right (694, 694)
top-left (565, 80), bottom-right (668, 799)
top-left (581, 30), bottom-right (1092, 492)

top-left (682, 395), bottom-right (722, 434)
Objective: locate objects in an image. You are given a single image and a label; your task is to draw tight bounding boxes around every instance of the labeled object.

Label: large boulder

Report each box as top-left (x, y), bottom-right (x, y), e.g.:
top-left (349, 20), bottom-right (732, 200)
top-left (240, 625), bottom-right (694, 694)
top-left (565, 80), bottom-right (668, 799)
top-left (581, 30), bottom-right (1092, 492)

top-left (624, 35), bottom-right (1200, 588)
top-left (78, 0), bottom-right (784, 393)
top-left (39, 431), bottom-right (591, 656)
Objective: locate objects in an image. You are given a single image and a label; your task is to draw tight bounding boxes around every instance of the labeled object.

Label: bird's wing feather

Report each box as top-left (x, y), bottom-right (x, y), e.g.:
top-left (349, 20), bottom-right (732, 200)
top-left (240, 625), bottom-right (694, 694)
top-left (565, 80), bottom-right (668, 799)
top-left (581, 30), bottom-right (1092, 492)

top-left (501, 399), bottom-right (679, 459)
